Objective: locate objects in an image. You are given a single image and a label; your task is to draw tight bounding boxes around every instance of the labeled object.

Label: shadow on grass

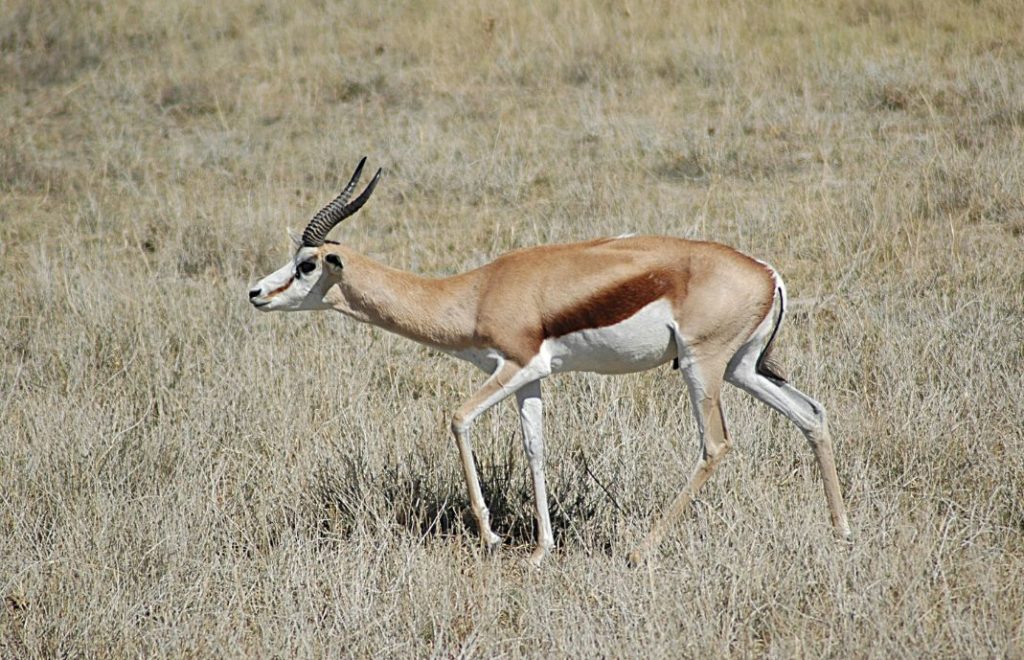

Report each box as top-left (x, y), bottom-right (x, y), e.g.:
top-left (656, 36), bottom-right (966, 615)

top-left (308, 448), bottom-right (622, 554)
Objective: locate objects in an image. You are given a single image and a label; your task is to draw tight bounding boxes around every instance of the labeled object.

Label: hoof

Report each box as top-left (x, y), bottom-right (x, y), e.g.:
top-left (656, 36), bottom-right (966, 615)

top-left (483, 536), bottom-right (503, 555)
top-left (526, 547), bottom-right (549, 568)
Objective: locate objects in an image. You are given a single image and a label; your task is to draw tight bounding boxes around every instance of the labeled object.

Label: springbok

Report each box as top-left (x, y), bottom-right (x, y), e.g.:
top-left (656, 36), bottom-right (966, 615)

top-left (248, 158), bottom-right (852, 566)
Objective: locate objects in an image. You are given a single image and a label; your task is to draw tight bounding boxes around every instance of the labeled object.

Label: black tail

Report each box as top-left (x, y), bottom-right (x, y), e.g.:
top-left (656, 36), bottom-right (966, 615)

top-left (755, 284), bottom-right (787, 384)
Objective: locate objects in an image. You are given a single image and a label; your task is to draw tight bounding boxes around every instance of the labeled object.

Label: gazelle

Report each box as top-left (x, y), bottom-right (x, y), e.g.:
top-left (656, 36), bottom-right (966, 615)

top-left (248, 158), bottom-right (852, 566)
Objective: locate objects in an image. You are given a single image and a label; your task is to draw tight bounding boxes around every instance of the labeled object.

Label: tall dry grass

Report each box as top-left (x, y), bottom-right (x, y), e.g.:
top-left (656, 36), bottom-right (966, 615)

top-left (2, 0), bottom-right (1023, 656)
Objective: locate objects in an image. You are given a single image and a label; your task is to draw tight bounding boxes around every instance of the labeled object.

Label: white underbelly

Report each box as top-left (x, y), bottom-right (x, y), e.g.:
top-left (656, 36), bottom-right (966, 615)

top-left (446, 346), bottom-right (503, 373)
top-left (542, 298), bottom-right (678, 375)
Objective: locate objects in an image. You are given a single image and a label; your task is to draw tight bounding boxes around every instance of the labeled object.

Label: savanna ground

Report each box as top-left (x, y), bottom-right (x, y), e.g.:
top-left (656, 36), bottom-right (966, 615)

top-left (2, 0), bottom-right (1023, 656)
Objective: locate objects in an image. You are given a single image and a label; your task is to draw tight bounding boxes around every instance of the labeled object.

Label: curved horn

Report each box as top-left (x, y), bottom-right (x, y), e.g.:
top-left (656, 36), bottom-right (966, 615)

top-left (301, 158), bottom-right (382, 247)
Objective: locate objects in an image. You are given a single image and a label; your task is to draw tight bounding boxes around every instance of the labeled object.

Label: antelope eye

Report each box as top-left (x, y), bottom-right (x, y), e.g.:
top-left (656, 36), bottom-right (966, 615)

top-left (297, 261), bottom-right (316, 276)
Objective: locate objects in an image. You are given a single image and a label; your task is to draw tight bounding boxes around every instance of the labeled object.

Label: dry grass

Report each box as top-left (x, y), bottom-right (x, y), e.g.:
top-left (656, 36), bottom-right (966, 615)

top-left (2, 0), bottom-right (1023, 656)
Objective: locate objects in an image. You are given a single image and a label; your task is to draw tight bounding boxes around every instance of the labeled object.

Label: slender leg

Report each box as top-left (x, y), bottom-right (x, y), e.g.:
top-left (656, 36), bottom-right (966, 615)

top-left (726, 363), bottom-right (852, 540)
top-left (516, 380), bottom-right (554, 566)
top-left (628, 361), bottom-right (730, 566)
top-left (451, 359), bottom-right (535, 552)
top-left (453, 426), bottom-right (501, 550)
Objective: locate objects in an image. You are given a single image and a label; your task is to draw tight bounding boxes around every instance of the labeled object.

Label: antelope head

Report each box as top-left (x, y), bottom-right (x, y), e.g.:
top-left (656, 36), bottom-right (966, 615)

top-left (248, 158), bottom-right (381, 312)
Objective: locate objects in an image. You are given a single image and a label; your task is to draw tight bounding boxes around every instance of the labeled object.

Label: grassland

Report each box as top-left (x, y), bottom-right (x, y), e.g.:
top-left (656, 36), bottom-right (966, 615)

top-left (2, 0), bottom-right (1023, 656)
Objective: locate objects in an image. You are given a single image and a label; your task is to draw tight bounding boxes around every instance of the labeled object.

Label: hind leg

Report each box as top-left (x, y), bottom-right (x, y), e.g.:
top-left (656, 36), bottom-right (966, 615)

top-left (726, 348), bottom-right (852, 540)
top-left (628, 357), bottom-right (731, 566)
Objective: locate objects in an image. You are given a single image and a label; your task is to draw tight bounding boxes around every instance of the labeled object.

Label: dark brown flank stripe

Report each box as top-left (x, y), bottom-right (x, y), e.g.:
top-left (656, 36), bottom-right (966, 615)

top-left (266, 277), bottom-right (294, 298)
top-left (542, 270), bottom-right (675, 339)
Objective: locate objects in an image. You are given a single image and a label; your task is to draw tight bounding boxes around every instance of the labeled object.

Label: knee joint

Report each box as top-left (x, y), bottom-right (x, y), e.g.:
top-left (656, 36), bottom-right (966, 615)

top-left (703, 441), bottom-right (731, 462)
top-left (810, 404), bottom-right (827, 431)
top-left (802, 406), bottom-right (829, 444)
top-left (451, 413), bottom-right (471, 436)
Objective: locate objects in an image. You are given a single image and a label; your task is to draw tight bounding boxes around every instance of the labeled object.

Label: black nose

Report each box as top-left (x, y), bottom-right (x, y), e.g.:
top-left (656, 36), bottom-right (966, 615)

top-left (248, 288), bottom-right (261, 299)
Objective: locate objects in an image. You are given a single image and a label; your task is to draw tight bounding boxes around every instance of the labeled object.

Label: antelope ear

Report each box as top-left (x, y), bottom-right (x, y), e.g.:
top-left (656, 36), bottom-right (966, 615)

top-left (325, 253), bottom-right (343, 271)
top-left (287, 228), bottom-right (302, 247)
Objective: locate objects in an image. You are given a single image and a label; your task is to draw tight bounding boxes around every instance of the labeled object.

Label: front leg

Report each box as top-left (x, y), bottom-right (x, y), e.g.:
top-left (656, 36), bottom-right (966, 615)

top-left (450, 359), bottom-right (531, 554)
top-left (516, 380), bottom-right (555, 566)
top-left (452, 420), bottom-right (501, 551)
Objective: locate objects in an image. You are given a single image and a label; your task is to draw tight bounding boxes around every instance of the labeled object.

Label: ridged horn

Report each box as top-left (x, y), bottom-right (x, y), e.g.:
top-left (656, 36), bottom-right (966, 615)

top-left (301, 157), bottom-right (383, 247)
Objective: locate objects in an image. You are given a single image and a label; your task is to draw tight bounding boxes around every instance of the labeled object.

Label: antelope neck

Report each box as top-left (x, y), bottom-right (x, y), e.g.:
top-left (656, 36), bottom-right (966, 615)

top-left (333, 252), bottom-right (478, 350)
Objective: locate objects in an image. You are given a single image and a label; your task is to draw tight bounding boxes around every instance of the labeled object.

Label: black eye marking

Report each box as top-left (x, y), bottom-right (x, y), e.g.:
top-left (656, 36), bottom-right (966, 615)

top-left (325, 253), bottom-right (343, 269)
top-left (297, 260), bottom-right (316, 276)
